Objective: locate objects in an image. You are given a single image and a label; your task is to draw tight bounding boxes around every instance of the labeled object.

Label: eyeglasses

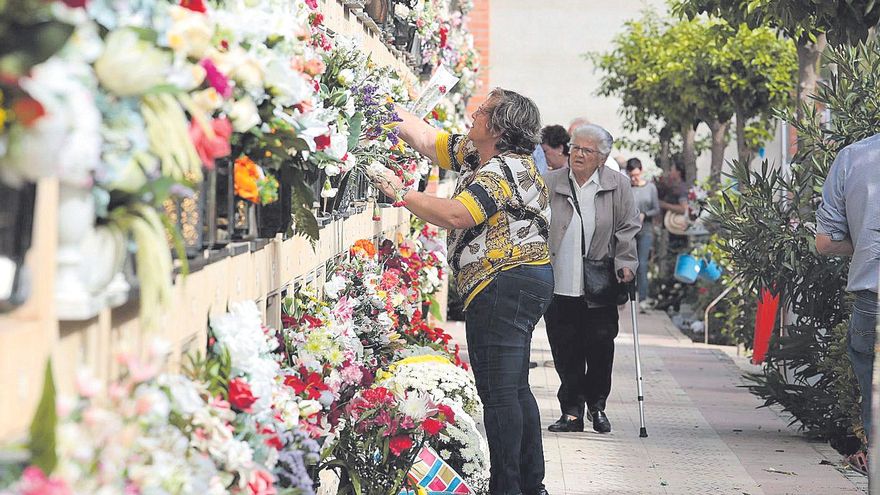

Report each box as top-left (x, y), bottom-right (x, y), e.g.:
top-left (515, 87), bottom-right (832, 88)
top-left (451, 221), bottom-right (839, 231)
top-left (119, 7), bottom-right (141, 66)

top-left (568, 144), bottom-right (600, 156)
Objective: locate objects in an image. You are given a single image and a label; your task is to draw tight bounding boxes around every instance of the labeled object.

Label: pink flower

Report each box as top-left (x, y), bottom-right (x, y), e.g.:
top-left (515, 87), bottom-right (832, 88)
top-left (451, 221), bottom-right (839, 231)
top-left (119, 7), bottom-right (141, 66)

top-left (305, 0), bottom-right (318, 9)
top-left (189, 117), bottom-right (232, 169)
top-left (247, 469), bottom-right (277, 495)
top-left (200, 58), bottom-right (232, 98)
top-left (18, 466), bottom-right (72, 495)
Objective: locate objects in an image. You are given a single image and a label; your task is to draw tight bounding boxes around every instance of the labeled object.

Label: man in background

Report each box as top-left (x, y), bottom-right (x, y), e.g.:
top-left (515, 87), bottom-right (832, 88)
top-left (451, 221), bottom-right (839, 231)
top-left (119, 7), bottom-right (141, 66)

top-left (816, 134), bottom-right (880, 473)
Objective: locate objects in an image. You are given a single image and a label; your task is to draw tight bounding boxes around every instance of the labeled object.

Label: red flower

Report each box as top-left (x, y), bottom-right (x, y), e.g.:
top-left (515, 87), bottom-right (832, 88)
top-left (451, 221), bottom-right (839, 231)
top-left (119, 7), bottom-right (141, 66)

top-left (12, 98), bottom-right (46, 127)
top-left (311, 12), bottom-right (324, 27)
top-left (436, 403), bottom-right (455, 424)
top-left (284, 367), bottom-right (328, 400)
top-left (261, 425), bottom-right (284, 450)
top-left (421, 418), bottom-right (444, 436)
top-left (439, 26), bottom-right (449, 48)
top-left (314, 133), bottom-right (331, 151)
top-left (228, 377), bottom-right (257, 412)
top-left (388, 434), bottom-right (413, 456)
top-left (179, 0), bottom-right (207, 12)
top-left (60, 0), bottom-right (88, 8)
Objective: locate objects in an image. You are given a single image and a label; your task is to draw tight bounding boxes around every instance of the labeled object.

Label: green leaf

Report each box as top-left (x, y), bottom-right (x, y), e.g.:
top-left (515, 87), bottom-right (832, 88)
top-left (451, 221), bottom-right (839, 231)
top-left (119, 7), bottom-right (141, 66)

top-left (427, 294), bottom-right (444, 322)
top-left (28, 360), bottom-right (57, 475)
top-left (347, 112), bottom-right (364, 152)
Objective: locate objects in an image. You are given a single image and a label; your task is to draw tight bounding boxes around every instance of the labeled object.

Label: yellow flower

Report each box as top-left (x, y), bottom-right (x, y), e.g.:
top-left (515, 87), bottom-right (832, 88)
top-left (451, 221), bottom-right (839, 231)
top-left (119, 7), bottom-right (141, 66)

top-left (0, 107), bottom-right (6, 131)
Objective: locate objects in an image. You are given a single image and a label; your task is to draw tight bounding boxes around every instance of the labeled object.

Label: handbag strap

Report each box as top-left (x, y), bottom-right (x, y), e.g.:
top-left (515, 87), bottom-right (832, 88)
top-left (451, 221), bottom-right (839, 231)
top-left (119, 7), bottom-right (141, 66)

top-left (567, 177), bottom-right (587, 259)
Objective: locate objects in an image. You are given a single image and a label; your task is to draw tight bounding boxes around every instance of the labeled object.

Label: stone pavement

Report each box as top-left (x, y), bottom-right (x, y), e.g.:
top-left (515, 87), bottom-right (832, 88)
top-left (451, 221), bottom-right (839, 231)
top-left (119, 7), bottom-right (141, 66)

top-left (443, 309), bottom-right (868, 494)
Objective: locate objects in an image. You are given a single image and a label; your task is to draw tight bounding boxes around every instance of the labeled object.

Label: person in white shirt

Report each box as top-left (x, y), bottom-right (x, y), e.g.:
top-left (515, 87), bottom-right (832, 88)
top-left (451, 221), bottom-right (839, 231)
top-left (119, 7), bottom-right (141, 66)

top-left (542, 124), bottom-right (640, 434)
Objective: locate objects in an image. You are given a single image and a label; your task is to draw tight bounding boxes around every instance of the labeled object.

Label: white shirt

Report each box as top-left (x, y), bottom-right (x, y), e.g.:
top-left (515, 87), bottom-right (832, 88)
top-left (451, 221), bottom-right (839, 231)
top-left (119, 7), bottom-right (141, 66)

top-left (554, 169), bottom-right (600, 297)
top-left (604, 155), bottom-right (621, 173)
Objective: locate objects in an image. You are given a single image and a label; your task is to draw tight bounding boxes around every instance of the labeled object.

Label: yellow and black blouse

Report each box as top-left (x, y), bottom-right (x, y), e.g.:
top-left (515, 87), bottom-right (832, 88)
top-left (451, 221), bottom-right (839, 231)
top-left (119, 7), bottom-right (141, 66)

top-left (436, 132), bottom-right (552, 308)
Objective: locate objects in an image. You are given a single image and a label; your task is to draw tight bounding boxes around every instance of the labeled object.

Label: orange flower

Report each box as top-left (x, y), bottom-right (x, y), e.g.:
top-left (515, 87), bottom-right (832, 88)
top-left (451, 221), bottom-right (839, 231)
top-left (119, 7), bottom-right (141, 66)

top-left (350, 239), bottom-right (377, 258)
top-left (234, 155), bottom-right (261, 203)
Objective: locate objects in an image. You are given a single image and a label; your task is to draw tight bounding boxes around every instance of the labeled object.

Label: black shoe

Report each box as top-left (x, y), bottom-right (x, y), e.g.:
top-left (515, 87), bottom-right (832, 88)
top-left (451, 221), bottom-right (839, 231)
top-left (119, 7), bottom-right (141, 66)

top-left (589, 410), bottom-right (612, 433)
top-left (525, 489), bottom-right (549, 495)
top-left (529, 361), bottom-right (538, 369)
top-left (547, 415), bottom-right (584, 432)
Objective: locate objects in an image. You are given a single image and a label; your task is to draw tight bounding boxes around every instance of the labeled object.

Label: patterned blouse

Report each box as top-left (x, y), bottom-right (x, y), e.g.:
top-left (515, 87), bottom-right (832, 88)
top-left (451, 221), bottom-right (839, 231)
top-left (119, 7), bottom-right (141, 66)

top-left (435, 132), bottom-right (552, 308)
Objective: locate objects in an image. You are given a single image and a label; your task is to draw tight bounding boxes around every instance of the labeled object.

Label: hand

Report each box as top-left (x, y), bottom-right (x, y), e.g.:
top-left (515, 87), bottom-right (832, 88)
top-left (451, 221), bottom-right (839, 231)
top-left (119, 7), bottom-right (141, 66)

top-left (617, 267), bottom-right (635, 284)
top-left (365, 163), bottom-right (403, 199)
top-left (639, 212), bottom-right (646, 223)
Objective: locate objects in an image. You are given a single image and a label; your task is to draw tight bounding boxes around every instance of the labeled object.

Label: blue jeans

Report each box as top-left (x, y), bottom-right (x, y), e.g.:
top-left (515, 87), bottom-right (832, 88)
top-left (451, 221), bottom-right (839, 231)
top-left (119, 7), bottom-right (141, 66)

top-left (465, 264), bottom-right (554, 495)
top-left (635, 229), bottom-right (653, 302)
top-left (847, 290), bottom-right (879, 441)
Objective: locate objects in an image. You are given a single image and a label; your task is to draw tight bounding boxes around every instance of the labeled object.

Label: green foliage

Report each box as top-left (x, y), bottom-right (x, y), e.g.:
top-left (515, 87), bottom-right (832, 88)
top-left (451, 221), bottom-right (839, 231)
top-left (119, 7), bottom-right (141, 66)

top-left (28, 360), bottom-right (57, 475)
top-left (0, 0), bottom-right (74, 77)
top-left (820, 321), bottom-right (866, 447)
top-left (671, 0), bottom-right (880, 46)
top-left (711, 40), bottom-right (880, 453)
top-left (592, 11), bottom-right (796, 176)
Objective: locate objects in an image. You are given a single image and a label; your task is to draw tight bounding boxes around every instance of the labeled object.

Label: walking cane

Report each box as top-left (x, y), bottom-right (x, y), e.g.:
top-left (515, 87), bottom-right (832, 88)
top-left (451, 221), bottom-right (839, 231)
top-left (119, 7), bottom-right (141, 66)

top-left (620, 270), bottom-right (648, 438)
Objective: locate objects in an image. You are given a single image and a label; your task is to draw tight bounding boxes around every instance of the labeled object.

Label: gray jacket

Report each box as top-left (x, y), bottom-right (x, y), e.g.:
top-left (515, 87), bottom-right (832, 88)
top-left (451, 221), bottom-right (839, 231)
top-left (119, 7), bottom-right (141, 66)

top-left (544, 165), bottom-right (640, 277)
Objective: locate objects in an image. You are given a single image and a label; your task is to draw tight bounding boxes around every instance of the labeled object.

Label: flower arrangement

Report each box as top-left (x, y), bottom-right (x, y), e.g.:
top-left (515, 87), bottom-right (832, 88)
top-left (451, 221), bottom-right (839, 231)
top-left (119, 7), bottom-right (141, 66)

top-left (5, 226), bottom-right (483, 495)
top-left (375, 355), bottom-right (488, 491)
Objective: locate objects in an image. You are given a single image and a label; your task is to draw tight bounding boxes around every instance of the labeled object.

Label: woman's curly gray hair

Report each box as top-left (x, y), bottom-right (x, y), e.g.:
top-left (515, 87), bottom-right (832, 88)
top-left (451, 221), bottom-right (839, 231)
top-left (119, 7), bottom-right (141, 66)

top-left (485, 88), bottom-right (542, 155)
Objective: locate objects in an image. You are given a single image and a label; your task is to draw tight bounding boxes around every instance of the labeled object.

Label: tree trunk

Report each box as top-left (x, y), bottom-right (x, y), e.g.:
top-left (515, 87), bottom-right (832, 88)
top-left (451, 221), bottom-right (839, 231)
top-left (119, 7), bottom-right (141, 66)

top-left (735, 106), bottom-right (752, 169)
top-left (682, 124), bottom-right (697, 185)
top-left (795, 33), bottom-right (827, 121)
top-left (708, 119), bottom-right (729, 184)
top-left (659, 125), bottom-right (673, 171)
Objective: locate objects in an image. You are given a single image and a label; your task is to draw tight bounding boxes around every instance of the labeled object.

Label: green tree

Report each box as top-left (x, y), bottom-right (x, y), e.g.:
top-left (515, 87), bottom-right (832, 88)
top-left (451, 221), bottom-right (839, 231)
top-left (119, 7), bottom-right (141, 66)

top-left (673, 0), bottom-right (880, 120)
top-left (709, 40), bottom-right (880, 452)
top-left (594, 14), bottom-right (796, 182)
top-left (593, 14), bottom-right (719, 183)
top-left (714, 24), bottom-right (797, 168)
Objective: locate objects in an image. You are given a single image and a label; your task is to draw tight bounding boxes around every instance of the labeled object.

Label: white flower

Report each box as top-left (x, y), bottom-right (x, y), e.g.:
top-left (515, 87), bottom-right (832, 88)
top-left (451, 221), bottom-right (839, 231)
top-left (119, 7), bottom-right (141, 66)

top-left (2, 57), bottom-right (101, 187)
top-left (337, 68), bottom-right (355, 87)
top-left (263, 55), bottom-right (311, 107)
top-left (192, 87), bottom-right (224, 114)
top-left (376, 313), bottom-right (394, 328)
top-left (299, 399), bottom-right (322, 417)
top-left (166, 5), bottom-right (215, 59)
top-left (425, 266), bottom-right (441, 288)
top-left (223, 440), bottom-right (254, 472)
top-left (321, 179), bottom-right (338, 198)
top-left (328, 132), bottom-right (348, 160)
top-left (95, 28), bottom-right (171, 97)
top-left (398, 392), bottom-right (431, 421)
top-left (228, 95), bottom-right (261, 132)
top-left (324, 275), bottom-right (346, 299)
top-left (324, 163), bottom-right (341, 177)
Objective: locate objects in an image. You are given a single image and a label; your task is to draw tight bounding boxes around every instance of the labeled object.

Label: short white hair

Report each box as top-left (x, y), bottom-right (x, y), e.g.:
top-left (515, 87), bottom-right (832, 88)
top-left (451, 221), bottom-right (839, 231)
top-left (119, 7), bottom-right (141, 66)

top-left (570, 124), bottom-right (613, 157)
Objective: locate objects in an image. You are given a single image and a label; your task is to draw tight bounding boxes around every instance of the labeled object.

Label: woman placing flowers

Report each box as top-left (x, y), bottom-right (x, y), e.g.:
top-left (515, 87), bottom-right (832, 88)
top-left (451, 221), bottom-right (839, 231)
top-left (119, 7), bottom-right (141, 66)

top-left (368, 88), bottom-right (553, 495)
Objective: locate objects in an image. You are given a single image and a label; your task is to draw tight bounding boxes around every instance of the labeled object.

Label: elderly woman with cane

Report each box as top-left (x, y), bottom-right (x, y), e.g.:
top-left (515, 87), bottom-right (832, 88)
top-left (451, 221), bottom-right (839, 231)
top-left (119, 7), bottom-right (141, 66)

top-left (367, 88), bottom-right (553, 495)
top-left (542, 124), bottom-right (639, 434)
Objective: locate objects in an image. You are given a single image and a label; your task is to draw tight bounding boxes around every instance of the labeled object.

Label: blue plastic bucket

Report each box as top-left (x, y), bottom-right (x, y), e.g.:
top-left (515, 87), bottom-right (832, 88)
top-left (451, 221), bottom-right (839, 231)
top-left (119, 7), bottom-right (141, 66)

top-left (699, 259), bottom-right (722, 282)
top-left (674, 254), bottom-right (700, 284)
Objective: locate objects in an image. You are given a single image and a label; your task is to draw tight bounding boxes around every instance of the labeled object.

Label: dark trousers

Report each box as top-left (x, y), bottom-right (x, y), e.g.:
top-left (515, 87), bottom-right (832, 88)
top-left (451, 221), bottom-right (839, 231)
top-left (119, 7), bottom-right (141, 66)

top-left (544, 295), bottom-right (619, 418)
top-left (465, 264), bottom-right (554, 495)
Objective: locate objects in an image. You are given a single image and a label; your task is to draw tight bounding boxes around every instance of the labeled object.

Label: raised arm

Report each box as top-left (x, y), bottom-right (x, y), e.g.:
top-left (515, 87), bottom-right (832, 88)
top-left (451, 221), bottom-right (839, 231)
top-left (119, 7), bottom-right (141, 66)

top-left (395, 104), bottom-right (442, 164)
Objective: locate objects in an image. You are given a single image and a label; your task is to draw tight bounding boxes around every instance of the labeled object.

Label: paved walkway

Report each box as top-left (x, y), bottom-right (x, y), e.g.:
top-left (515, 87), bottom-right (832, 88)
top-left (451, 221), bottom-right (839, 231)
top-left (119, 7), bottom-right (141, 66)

top-left (444, 309), bottom-right (868, 494)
